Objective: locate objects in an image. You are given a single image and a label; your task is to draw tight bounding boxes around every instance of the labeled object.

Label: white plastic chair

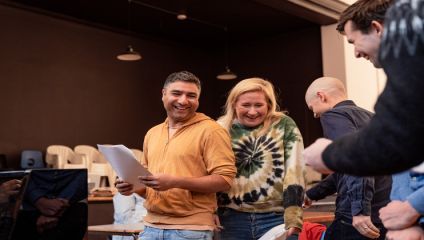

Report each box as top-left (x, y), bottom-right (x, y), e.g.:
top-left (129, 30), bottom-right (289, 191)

top-left (89, 151), bottom-right (115, 189)
top-left (46, 145), bottom-right (75, 169)
top-left (258, 224), bottom-right (287, 240)
top-left (63, 155), bottom-right (87, 169)
top-left (74, 145), bottom-right (100, 171)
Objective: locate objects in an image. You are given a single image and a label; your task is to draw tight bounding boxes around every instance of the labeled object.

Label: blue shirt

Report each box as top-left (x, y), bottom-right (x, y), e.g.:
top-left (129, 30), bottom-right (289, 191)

top-left (306, 100), bottom-right (391, 223)
top-left (391, 170), bottom-right (424, 225)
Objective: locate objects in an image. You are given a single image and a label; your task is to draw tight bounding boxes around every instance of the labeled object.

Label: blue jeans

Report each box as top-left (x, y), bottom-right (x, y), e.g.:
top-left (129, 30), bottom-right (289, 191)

top-left (217, 207), bottom-right (284, 240)
top-left (138, 226), bottom-right (213, 240)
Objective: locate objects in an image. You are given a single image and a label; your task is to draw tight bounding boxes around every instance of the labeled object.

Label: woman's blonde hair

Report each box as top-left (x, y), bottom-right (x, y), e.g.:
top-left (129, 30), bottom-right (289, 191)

top-left (218, 78), bottom-right (284, 136)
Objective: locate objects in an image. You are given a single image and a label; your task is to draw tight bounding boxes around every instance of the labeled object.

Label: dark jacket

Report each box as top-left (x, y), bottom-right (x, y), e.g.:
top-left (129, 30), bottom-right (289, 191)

top-left (323, 0), bottom-right (424, 175)
top-left (307, 101), bottom-right (391, 223)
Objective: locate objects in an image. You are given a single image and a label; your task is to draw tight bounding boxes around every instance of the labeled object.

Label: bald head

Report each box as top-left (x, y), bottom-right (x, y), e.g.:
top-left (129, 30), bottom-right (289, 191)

top-left (305, 77), bottom-right (347, 118)
top-left (306, 77), bottom-right (347, 102)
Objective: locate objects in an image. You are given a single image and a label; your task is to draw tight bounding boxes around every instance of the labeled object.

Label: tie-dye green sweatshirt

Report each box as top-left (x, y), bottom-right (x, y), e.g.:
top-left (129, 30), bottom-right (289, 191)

top-left (218, 115), bottom-right (305, 229)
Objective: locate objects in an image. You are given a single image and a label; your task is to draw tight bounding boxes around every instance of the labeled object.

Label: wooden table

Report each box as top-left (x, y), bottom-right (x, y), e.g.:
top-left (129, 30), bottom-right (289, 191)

top-left (87, 196), bottom-right (114, 240)
top-left (304, 211), bottom-right (334, 223)
top-left (87, 223), bottom-right (143, 240)
top-left (88, 195), bottom-right (113, 203)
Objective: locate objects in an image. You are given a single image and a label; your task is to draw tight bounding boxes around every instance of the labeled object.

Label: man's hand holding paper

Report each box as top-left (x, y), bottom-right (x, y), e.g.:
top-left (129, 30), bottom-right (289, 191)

top-left (114, 179), bottom-right (135, 196)
top-left (139, 174), bottom-right (176, 191)
top-left (98, 144), bottom-right (152, 190)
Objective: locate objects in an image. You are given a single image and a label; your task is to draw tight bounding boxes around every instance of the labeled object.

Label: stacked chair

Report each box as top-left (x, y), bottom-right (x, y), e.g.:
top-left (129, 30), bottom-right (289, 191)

top-left (74, 145), bottom-right (113, 189)
top-left (46, 145), bottom-right (74, 169)
top-left (43, 145), bottom-right (144, 191)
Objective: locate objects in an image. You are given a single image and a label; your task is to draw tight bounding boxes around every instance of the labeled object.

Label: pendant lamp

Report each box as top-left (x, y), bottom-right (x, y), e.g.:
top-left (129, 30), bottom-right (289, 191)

top-left (217, 28), bottom-right (236, 80)
top-left (117, 0), bottom-right (142, 61)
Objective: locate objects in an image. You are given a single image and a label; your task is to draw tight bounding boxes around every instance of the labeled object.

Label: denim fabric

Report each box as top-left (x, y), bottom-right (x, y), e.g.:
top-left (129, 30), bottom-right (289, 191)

top-left (409, 171), bottom-right (424, 217)
top-left (409, 171), bottom-right (424, 190)
top-left (306, 173), bottom-right (391, 224)
top-left (391, 171), bottom-right (414, 200)
top-left (217, 207), bottom-right (284, 240)
top-left (138, 226), bottom-right (213, 240)
top-left (323, 217), bottom-right (386, 240)
top-left (391, 171), bottom-right (424, 224)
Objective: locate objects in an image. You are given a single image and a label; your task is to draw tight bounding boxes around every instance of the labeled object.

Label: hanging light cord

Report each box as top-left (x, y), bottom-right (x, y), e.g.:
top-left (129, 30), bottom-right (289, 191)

top-left (127, 0), bottom-right (132, 34)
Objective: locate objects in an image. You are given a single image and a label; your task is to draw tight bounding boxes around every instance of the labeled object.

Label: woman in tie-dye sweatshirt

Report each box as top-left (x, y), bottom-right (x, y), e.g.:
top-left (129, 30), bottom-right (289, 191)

top-left (217, 78), bottom-right (306, 240)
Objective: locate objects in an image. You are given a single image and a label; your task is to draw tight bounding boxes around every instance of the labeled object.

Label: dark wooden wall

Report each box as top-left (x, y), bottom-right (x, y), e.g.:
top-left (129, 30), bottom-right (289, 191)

top-left (0, 4), bottom-right (322, 169)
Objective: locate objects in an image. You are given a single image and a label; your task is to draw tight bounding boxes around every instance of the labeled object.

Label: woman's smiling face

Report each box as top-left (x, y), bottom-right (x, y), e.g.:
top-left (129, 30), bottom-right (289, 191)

top-left (235, 91), bottom-right (268, 128)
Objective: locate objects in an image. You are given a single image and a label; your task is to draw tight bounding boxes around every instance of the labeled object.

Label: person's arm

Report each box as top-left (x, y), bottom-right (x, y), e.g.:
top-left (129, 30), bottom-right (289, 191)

top-left (25, 173), bottom-right (49, 206)
top-left (140, 126), bottom-right (236, 193)
top-left (346, 176), bottom-right (374, 218)
top-left (24, 172), bottom-right (68, 216)
top-left (386, 225), bottom-right (424, 240)
top-left (281, 117), bottom-right (305, 233)
top-left (346, 176), bottom-right (381, 238)
top-left (0, 179), bottom-right (21, 204)
top-left (140, 174), bottom-right (230, 192)
top-left (322, 2), bottom-right (424, 175)
top-left (115, 179), bottom-right (146, 198)
top-left (305, 174), bottom-right (337, 201)
top-left (380, 200), bottom-right (420, 230)
top-left (34, 197), bottom-right (69, 217)
top-left (406, 173), bottom-right (424, 216)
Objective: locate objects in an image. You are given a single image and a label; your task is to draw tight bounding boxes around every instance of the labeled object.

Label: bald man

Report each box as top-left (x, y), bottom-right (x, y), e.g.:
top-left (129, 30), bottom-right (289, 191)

top-left (304, 77), bottom-right (392, 240)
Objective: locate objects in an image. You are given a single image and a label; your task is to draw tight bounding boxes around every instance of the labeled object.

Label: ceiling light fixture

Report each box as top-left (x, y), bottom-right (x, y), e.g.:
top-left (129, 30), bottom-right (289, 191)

top-left (217, 27), bottom-right (237, 80)
top-left (176, 13), bottom-right (187, 20)
top-left (117, 45), bottom-right (142, 61)
top-left (117, 0), bottom-right (142, 61)
top-left (217, 66), bottom-right (237, 80)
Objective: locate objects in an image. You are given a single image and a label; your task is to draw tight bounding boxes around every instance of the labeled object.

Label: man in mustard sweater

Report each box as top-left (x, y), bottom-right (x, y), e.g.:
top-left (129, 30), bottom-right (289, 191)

top-left (116, 71), bottom-right (236, 240)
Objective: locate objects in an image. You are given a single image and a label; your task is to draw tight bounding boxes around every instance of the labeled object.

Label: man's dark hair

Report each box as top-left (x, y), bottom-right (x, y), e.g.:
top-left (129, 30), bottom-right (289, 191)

top-left (337, 0), bottom-right (393, 34)
top-left (163, 71), bottom-right (201, 91)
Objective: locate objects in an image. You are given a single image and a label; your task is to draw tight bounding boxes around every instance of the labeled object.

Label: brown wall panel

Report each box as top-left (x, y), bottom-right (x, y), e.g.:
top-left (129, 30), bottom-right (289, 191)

top-left (0, 5), bottom-right (322, 168)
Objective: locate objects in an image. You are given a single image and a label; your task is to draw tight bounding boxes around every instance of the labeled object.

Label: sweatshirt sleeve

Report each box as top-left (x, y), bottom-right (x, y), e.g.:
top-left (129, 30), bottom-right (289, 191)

top-left (281, 117), bottom-right (305, 230)
top-left (346, 176), bottom-right (374, 217)
top-left (406, 172), bottom-right (424, 215)
top-left (306, 174), bottom-right (337, 201)
top-left (203, 126), bottom-right (237, 186)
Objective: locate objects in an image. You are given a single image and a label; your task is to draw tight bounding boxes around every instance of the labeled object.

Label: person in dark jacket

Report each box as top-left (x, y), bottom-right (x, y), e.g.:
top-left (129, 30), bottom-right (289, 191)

top-left (303, 0), bottom-right (423, 177)
top-left (303, 0), bottom-right (424, 238)
top-left (304, 77), bottom-right (391, 239)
